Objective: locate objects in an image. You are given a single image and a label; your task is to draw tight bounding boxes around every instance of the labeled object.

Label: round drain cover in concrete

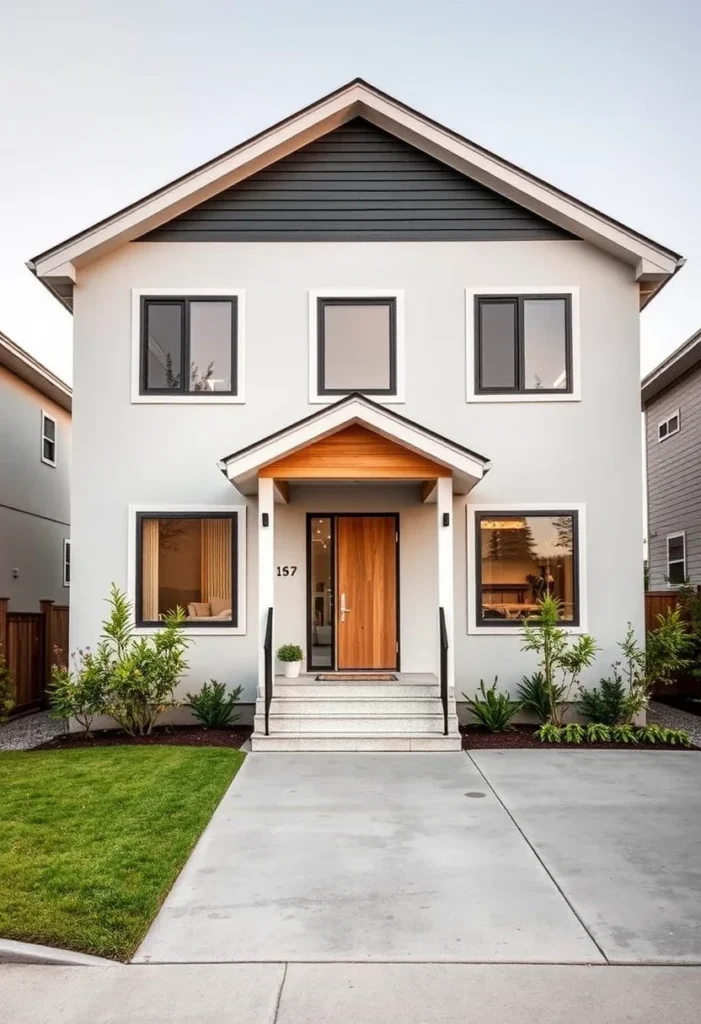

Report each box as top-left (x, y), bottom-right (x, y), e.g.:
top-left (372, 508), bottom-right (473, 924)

top-left (464, 791), bottom-right (486, 798)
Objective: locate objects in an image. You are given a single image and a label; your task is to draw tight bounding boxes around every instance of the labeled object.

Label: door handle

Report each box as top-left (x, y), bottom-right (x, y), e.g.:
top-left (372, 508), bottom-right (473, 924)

top-left (340, 593), bottom-right (352, 623)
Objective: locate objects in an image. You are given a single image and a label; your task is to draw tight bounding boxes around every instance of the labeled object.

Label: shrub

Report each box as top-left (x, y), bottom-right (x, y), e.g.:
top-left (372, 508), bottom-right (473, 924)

top-left (586, 722), bottom-right (611, 743)
top-left (277, 644), bottom-right (303, 663)
top-left (578, 672), bottom-right (630, 725)
top-left (0, 640), bottom-right (14, 724)
top-left (463, 678), bottom-right (521, 732)
top-left (562, 722), bottom-right (585, 744)
top-left (518, 671), bottom-right (566, 725)
top-left (638, 723), bottom-right (669, 745)
top-left (521, 595), bottom-right (597, 726)
top-left (535, 723), bottom-right (562, 743)
top-left (617, 615), bottom-right (691, 721)
top-left (49, 647), bottom-right (109, 738)
top-left (663, 727), bottom-right (692, 747)
top-left (612, 724), bottom-right (638, 744)
top-left (186, 680), bottom-right (243, 728)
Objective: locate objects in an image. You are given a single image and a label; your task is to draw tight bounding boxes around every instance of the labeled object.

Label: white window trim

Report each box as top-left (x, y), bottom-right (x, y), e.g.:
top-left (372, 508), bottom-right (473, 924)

top-left (130, 288), bottom-right (246, 404)
top-left (308, 288), bottom-right (406, 404)
top-left (62, 538), bottom-right (70, 588)
top-left (466, 501), bottom-right (588, 634)
top-left (465, 286), bottom-right (581, 403)
top-left (657, 409), bottom-right (680, 442)
top-left (127, 504), bottom-right (247, 635)
top-left (40, 410), bottom-right (57, 466)
top-left (666, 531), bottom-right (686, 587)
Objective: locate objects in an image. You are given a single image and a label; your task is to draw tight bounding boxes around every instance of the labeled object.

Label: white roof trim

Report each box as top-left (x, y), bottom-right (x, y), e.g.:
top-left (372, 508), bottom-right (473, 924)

top-left (0, 330), bottom-right (71, 411)
top-left (218, 396), bottom-right (490, 496)
top-left (29, 79), bottom-right (682, 301)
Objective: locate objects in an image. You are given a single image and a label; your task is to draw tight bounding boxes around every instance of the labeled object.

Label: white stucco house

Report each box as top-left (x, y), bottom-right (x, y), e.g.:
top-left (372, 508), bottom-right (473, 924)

top-left (28, 79), bottom-right (683, 750)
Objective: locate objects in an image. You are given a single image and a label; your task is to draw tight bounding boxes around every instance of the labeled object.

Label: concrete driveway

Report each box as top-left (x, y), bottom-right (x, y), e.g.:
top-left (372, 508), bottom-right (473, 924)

top-left (135, 750), bottom-right (701, 965)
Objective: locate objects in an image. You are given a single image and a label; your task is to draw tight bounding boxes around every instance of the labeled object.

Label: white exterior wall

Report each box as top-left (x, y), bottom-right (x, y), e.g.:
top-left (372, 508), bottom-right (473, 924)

top-left (71, 238), bottom-right (642, 702)
top-left (0, 366), bottom-right (71, 608)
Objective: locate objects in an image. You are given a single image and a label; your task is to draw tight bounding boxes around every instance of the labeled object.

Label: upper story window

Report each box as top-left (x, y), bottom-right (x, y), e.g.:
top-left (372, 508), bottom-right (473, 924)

top-left (41, 411), bottom-right (57, 466)
top-left (140, 296), bottom-right (238, 396)
top-left (309, 290), bottom-right (405, 404)
top-left (658, 410), bottom-right (680, 442)
top-left (63, 539), bottom-right (71, 587)
top-left (666, 532), bottom-right (686, 585)
top-left (475, 294), bottom-right (572, 395)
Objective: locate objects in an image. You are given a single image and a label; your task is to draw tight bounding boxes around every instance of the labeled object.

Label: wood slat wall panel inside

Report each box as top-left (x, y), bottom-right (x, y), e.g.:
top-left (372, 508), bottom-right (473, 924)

top-left (139, 119), bottom-right (575, 243)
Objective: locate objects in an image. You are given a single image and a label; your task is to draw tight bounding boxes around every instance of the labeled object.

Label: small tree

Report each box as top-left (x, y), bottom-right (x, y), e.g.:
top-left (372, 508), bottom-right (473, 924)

top-left (521, 594), bottom-right (597, 726)
top-left (48, 647), bottom-right (109, 738)
top-left (617, 609), bottom-right (690, 721)
top-left (0, 639), bottom-right (14, 724)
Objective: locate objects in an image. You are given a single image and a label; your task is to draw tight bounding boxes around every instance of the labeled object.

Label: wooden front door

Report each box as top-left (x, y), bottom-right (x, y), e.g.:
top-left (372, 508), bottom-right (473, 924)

top-left (336, 515), bottom-right (398, 670)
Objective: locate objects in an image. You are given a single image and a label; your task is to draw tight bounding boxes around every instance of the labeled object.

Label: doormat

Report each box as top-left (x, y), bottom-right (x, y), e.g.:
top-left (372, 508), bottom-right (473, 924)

top-left (315, 674), bottom-right (398, 681)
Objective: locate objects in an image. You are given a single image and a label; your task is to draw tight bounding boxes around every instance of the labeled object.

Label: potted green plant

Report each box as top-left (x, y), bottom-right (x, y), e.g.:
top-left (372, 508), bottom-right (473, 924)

top-left (277, 643), bottom-right (303, 678)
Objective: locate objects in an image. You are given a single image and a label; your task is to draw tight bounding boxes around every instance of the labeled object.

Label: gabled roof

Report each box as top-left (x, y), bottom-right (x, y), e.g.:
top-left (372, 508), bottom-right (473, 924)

top-left (28, 79), bottom-right (683, 312)
top-left (641, 327), bottom-right (701, 406)
top-left (218, 393), bottom-right (490, 495)
top-left (0, 330), bottom-right (71, 411)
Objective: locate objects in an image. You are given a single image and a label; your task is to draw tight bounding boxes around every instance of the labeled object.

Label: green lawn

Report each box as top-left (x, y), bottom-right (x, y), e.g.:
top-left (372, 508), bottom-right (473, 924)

top-left (0, 746), bottom-right (244, 960)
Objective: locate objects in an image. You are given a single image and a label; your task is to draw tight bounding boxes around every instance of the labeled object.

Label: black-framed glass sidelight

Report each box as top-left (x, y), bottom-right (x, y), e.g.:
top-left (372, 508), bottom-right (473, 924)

top-left (475, 294), bottom-right (573, 395)
top-left (316, 296), bottom-right (398, 396)
top-left (140, 296), bottom-right (238, 395)
top-left (135, 511), bottom-right (238, 627)
top-left (475, 510), bottom-right (580, 627)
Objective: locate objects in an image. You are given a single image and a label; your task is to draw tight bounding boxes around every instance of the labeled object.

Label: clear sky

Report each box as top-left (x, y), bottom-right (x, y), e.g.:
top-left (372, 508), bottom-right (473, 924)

top-left (1, 0), bottom-right (699, 385)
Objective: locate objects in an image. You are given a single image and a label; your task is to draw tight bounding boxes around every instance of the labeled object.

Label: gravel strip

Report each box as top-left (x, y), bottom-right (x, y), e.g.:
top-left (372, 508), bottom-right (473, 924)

top-left (0, 710), bottom-right (65, 751)
top-left (648, 700), bottom-right (701, 748)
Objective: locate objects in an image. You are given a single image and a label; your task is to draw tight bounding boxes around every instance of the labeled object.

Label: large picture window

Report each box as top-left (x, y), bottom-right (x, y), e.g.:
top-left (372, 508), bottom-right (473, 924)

top-left (140, 296), bottom-right (237, 395)
top-left (475, 510), bottom-right (579, 626)
top-left (475, 294), bottom-right (572, 394)
top-left (317, 297), bottom-right (397, 396)
top-left (135, 512), bottom-right (238, 626)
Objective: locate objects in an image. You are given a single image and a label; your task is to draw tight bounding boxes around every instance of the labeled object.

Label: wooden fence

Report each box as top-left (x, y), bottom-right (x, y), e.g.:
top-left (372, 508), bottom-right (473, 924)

top-left (644, 590), bottom-right (681, 632)
top-left (0, 599), bottom-right (69, 714)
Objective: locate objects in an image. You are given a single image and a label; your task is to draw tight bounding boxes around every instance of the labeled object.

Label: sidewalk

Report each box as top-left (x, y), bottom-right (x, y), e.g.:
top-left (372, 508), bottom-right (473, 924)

top-left (2, 963), bottom-right (701, 1024)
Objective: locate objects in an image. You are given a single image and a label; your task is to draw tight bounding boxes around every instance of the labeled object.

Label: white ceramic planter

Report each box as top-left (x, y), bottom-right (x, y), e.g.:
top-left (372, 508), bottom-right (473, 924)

top-left (283, 661), bottom-right (302, 678)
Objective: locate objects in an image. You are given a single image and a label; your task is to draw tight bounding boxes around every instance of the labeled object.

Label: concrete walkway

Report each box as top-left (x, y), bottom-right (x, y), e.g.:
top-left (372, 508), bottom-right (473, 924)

top-left (3, 963), bottom-right (701, 1024)
top-left (135, 752), bottom-right (600, 963)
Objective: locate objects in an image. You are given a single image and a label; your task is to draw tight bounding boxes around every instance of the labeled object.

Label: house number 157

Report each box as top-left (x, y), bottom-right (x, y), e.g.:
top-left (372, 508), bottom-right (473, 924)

top-left (276, 566), bottom-right (297, 576)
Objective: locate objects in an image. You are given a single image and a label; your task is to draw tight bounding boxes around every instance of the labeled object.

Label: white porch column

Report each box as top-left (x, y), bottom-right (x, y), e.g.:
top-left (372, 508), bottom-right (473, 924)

top-left (436, 476), bottom-right (455, 698)
top-left (258, 477), bottom-right (275, 697)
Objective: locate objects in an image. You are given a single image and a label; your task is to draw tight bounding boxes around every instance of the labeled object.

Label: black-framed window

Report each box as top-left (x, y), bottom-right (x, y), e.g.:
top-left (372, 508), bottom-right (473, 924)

top-left (135, 512), bottom-right (238, 627)
top-left (658, 410), bottom-right (680, 442)
top-left (666, 533), bottom-right (686, 585)
top-left (475, 295), bottom-right (572, 394)
top-left (140, 296), bottom-right (237, 395)
top-left (41, 411), bottom-right (56, 465)
top-left (475, 510), bottom-right (580, 626)
top-left (63, 538), bottom-right (71, 587)
top-left (317, 297), bottom-right (397, 395)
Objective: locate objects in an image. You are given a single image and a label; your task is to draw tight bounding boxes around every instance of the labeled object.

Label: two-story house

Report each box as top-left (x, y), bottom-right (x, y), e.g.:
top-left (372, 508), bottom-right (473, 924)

top-left (0, 329), bottom-right (71, 609)
top-left (28, 80), bottom-right (683, 750)
top-left (642, 328), bottom-right (701, 589)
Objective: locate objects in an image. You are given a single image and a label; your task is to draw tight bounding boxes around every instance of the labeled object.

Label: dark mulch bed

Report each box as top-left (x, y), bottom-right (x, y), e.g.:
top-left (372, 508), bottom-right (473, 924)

top-left (36, 725), bottom-right (253, 751)
top-left (461, 725), bottom-right (699, 751)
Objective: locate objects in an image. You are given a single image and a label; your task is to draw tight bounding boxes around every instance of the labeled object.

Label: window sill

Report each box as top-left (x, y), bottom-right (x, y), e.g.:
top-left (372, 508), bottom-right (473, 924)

top-left (466, 392), bottom-right (581, 404)
top-left (468, 623), bottom-right (588, 636)
top-left (131, 394), bottom-right (246, 405)
top-left (309, 393), bottom-right (405, 405)
top-left (133, 625), bottom-right (247, 637)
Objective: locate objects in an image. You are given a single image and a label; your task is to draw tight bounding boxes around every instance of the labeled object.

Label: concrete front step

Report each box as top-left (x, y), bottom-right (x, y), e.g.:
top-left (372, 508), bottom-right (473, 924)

top-left (269, 696), bottom-right (451, 716)
top-left (255, 713), bottom-right (449, 734)
top-left (251, 733), bottom-right (463, 752)
top-left (274, 681), bottom-right (440, 698)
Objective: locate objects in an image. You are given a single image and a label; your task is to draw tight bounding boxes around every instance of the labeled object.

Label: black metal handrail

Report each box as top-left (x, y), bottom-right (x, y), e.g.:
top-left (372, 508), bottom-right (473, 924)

top-left (439, 607), bottom-right (449, 736)
top-left (264, 607), bottom-right (273, 736)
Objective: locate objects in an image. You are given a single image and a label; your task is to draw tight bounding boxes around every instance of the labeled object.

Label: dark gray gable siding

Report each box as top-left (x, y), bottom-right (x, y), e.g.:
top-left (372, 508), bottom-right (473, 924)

top-left (138, 119), bottom-right (576, 242)
top-left (646, 362), bottom-right (701, 588)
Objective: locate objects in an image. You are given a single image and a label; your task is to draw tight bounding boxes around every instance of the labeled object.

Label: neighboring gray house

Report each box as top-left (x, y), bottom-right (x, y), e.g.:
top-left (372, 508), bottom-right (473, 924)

top-left (642, 328), bottom-right (701, 589)
top-left (0, 330), bottom-right (71, 608)
top-left (28, 79), bottom-right (683, 749)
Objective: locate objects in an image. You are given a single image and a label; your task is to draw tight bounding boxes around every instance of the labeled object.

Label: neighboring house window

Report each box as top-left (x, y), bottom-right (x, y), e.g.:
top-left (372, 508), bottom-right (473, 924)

top-left (140, 296), bottom-right (237, 395)
top-left (63, 539), bottom-right (71, 587)
top-left (658, 410), bottom-right (680, 442)
top-left (475, 510), bottom-right (580, 626)
top-left (317, 297), bottom-right (397, 396)
top-left (474, 295), bottom-right (572, 395)
top-left (135, 512), bottom-right (239, 627)
top-left (666, 532), bottom-right (686, 585)
top-left (41, 411), bottom-right (57, 466)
